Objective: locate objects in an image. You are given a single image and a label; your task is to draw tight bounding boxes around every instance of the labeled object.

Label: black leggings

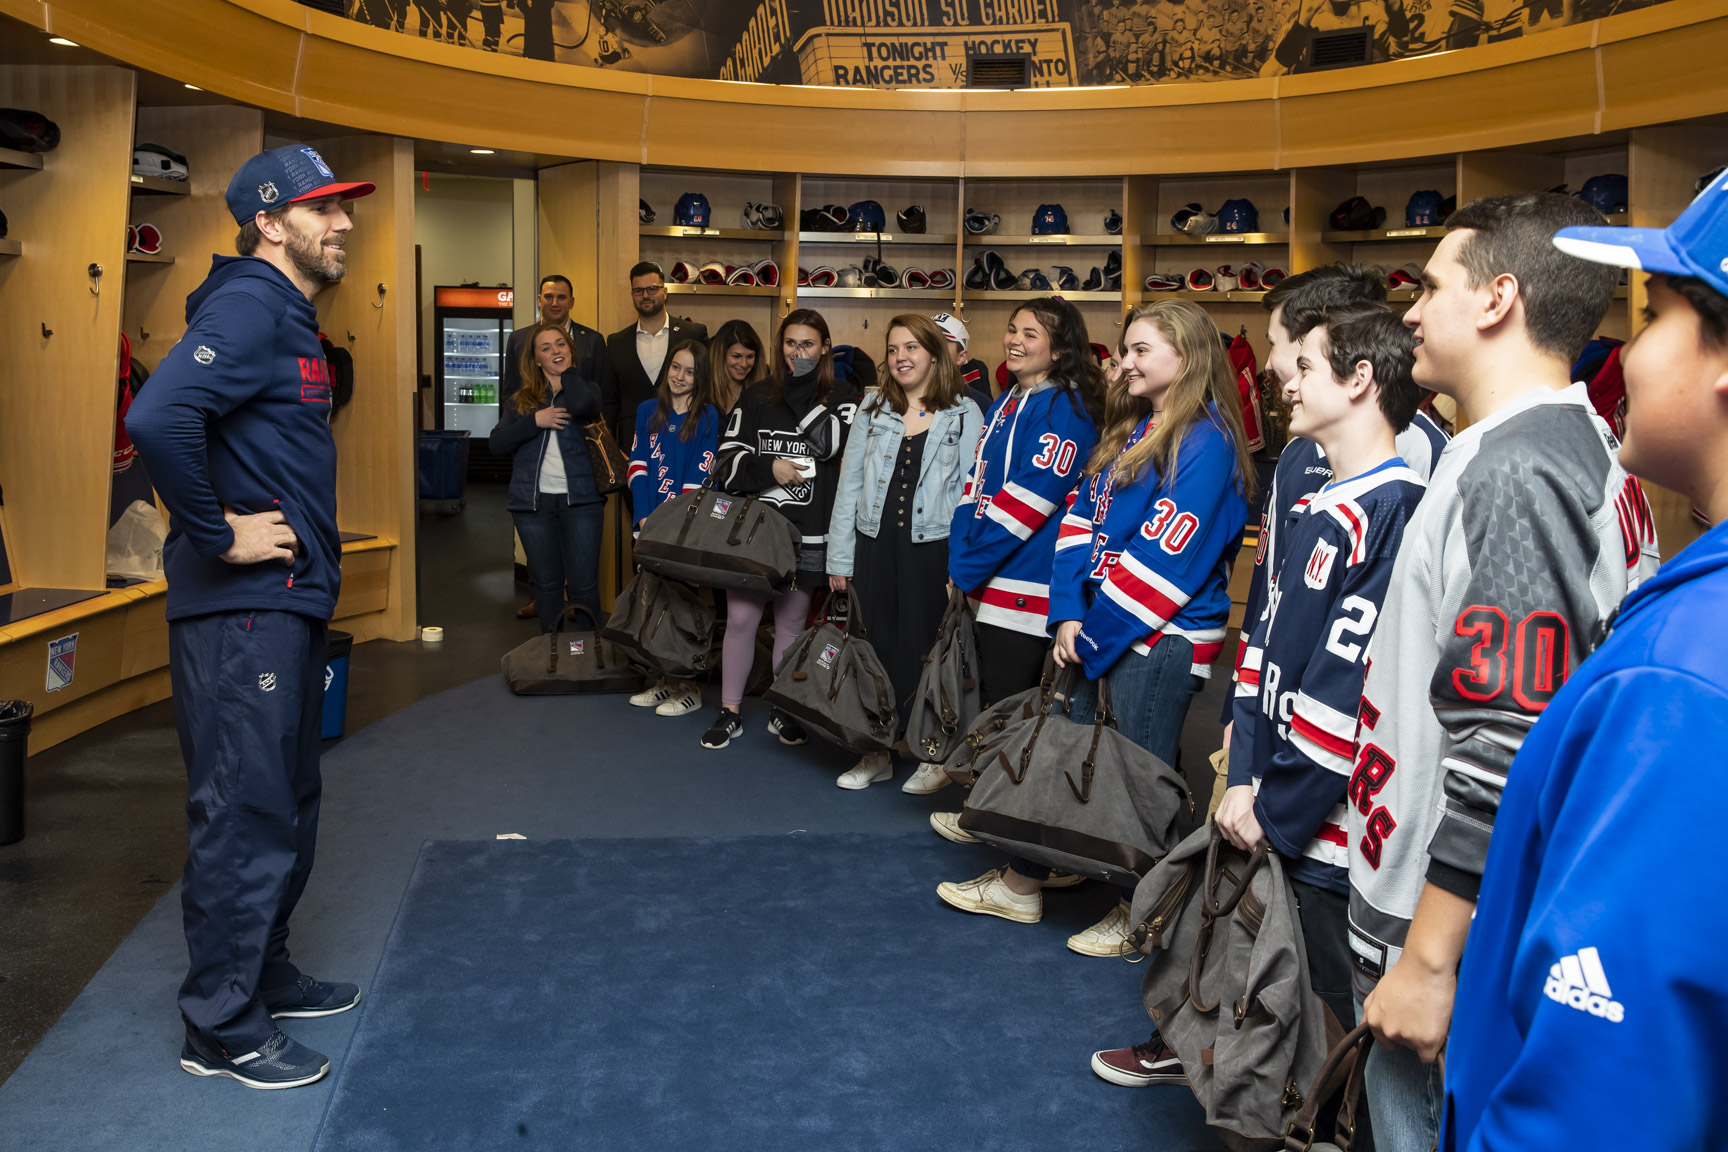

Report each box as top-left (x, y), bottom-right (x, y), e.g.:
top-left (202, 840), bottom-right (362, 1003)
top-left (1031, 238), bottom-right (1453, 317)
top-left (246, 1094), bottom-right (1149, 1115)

top-left (974, 621), bottom-right (1050, 708)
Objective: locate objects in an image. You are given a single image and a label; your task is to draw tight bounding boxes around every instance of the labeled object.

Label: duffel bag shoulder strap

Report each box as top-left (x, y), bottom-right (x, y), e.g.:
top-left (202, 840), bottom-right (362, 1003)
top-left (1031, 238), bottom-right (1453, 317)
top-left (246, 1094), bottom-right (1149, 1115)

top-left (724, 493), bottom-right (756, 547)
top-left (1282, 1023), bottom-right (1372, 1152)
top-left (1064, 674), bottom-right (1120, 803)
top-left (1186, 825), bottom-right (1272, 1012)
top-left (674, 488), bottom-right (707, 547)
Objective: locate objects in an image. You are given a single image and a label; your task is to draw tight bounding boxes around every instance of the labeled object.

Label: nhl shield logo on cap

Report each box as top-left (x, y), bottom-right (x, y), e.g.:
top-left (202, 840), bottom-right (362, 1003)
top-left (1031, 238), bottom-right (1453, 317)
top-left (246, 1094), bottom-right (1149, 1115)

top-left (258, 181), bottom-right (279, 204)
top-left (193, 345), bottom-right (216, 365)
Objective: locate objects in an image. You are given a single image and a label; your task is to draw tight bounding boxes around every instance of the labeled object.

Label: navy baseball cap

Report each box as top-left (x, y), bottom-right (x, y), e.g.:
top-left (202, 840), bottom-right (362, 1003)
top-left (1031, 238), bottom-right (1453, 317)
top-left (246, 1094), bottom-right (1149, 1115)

top-left (225, 144), bottom-right (375, 225)
top-left (1554, 173), bottom-right (1728, 295)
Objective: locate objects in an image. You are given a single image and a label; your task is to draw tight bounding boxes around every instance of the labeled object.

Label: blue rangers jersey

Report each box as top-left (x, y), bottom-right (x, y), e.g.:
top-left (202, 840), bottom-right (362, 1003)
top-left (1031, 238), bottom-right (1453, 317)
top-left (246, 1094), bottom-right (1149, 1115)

top-left (1229, 457), bottom-right (1426, 892)
top-left (948, 380), bottom-right (1099, 637)
top-left (627, 400), bottom-right (719, 519)
top-left (1049, 407), bottom-right (1248, 681)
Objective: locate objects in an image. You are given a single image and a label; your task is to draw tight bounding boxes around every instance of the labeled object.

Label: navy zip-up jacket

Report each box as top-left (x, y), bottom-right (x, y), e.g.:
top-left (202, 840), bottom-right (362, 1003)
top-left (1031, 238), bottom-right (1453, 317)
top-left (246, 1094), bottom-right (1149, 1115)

top-left (126, 256), bottom-right (340, 623)
top-left (488, 376), bottom-right (602, 511)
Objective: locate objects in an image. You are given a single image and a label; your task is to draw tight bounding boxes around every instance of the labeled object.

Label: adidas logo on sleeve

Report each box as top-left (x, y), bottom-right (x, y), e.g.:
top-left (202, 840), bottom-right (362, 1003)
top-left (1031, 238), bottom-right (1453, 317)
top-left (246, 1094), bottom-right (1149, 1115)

top-left (1543, 946), bottom-right (1624, 1022)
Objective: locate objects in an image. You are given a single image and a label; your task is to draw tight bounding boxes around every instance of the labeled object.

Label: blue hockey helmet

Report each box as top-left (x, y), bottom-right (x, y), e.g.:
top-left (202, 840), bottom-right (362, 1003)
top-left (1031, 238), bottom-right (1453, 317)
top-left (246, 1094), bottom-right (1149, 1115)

top-left (1031, 203), bottom-right (1069, 236)
top-left (1406, 190), bottom-right (1446, 227)
top-left (1216, 198), bottom-right (1258, 234)
top-left (847, 199), bottom-right (887, 233)
top-left (673, 192), bottom-right (711, 228)
top-left (1577, 173), bottom-right (1629, 216)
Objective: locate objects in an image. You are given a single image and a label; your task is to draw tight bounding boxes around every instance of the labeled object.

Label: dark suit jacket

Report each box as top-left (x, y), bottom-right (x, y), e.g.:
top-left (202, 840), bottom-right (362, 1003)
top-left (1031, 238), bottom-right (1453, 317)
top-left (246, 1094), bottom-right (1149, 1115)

top-left (597, 315), bottom-right (709, 442)
top-left (500, 318), bottom-right (605, 407)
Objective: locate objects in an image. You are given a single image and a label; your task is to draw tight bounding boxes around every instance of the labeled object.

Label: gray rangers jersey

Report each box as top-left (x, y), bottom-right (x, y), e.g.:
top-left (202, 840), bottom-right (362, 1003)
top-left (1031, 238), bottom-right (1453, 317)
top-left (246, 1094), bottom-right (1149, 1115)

top-left (1346, 383), bottom-right (1659, 992)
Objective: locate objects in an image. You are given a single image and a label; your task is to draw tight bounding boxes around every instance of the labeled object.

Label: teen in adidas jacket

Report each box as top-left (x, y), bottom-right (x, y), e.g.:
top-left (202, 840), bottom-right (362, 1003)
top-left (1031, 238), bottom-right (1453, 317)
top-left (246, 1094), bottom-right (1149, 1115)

top-left (948, 380), bottom-right (1098, 636)
top-left (1442, 519), bottom-right (1728, 1152)
top-left (1049, 406), bottom-right (1247, 682)
top-left (1346, 384), bottom-right (1660, 991)
top-left (1229, 458), bottom-right (1425, 891)
top-left (626, 398), bottom-right (718, 521)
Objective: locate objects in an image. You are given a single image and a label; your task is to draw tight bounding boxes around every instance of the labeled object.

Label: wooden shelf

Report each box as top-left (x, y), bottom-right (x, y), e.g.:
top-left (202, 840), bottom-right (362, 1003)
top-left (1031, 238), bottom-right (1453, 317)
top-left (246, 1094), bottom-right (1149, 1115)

top-left (797, 287), bottom-right (955, 300)
top-left (1148, 232), bottom-right (1289, 246)
top-left (640, 225), bottom-right (782, 241)
top-left (125, 252), bottom-right (175, 264)
top-left (128, 173), bottom-right (190, 195)
top-left (962, 234), bottom-right (1121, 247)
top-left (1143, 289), bottom-right (1270, 302)
top-left (665, 283), bottom-right (780, 297)
top-left (0, 238), bottom-right (19, 258)
top-left (1322, 225), bottom-right (1446, 243)
top-left (0, 146), bottom-right (43, 171)
top-left (969, 289), bottom-right (1123, 302)
top-left (798, 231), bottom-right (959, 246)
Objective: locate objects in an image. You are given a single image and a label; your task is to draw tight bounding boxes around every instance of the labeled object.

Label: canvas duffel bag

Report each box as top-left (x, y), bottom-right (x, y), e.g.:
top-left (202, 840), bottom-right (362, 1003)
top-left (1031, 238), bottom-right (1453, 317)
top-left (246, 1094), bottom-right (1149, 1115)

top-left (1281, 1023), bottom-right (1372, 1152)
top-left (1127, 824), bottom-right (1335, 1150)
top-left (502, 606), bottom-right (646, 695)
top-left (599, 570), bottom-right (716, 678)
top-left (957, 670), bottom-right (1189, 885)
top-left (631, 486), bottom-right (802, 594)
top-left (903, 586), bottom-right (983, 765)
top-left (761, 593), bottom-right (897, 753)
top-left (939, 653), bottom-right (1059, 786)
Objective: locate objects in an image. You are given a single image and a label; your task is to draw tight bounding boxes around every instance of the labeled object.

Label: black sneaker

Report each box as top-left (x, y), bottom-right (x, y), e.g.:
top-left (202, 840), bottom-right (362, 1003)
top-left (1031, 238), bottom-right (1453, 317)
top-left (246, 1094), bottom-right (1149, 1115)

top-left (768, 710), bottom-right (808, 746)
top-left (700, 708), bottom-right (744, 749)
top-left (263, 973), bottom-right (362, 1019)
top-left (180, 1026), bottom-right (329, 1090)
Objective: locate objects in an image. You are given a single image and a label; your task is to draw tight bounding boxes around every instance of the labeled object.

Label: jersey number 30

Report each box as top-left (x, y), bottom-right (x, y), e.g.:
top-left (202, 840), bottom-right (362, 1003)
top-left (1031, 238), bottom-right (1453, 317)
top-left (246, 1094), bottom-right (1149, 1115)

top-left (1031, 434), bottom-right (1078, 475)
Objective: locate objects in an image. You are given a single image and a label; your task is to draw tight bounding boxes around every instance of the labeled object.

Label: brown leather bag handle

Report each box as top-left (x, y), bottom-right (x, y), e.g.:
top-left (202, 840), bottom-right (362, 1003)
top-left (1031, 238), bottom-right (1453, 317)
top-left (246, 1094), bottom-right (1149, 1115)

top-left (1202, 823), bottom-right (1272, 919)
top-left (1282, 1023), bottom-right (1373, 1152)
top-left (724, 494), bottom-right (756, 546)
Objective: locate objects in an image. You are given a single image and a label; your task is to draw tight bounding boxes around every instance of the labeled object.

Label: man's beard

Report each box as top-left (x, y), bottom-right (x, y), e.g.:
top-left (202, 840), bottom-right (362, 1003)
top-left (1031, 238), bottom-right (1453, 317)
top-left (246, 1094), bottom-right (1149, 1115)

top-left (634, 295), bottom-right (664, 318)
top-left (285, 220), bottom-right (346, 284)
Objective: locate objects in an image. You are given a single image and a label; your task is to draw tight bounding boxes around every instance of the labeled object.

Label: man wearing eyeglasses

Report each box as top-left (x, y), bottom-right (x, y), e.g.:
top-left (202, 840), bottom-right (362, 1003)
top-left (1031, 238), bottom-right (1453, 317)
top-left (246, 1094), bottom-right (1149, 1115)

top-left (597, 260), bottom-right (709, 443)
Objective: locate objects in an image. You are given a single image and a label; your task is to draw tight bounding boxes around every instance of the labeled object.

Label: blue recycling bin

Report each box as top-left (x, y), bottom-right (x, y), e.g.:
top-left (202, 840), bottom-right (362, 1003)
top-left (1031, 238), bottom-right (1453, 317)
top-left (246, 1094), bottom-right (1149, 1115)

top-left (417, 429), bottom-right (471, 502)
top-left (321, 630), bottom-right (353, 740)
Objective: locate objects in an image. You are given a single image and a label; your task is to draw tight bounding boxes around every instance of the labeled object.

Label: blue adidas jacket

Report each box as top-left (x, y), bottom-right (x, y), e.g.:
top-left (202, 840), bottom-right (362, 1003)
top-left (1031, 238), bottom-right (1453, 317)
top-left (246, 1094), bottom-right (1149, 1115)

top-left (947, 381), bottom-right (1098, 636)
top-left (626, 399), bottom-right (718, 520)
top-left (1443, 519), bottom-right (1728, 1151)
top-left (126, 256), bottom-right (340, 623)
top-left (1049, 408), bottom-right (1247, 680)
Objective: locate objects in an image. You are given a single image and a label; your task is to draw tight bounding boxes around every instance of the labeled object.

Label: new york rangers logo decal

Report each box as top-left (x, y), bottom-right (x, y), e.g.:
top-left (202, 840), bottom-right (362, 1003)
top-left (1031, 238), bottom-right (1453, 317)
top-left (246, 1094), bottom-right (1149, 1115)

top-left (1304, 538), bottom-right (1339, 590)
top-left (45, 633), bottom-right (78, 693)
top-left (711, 497), bottom-right (733, 519)
top-left (817, 643), bottom-right (840, 669)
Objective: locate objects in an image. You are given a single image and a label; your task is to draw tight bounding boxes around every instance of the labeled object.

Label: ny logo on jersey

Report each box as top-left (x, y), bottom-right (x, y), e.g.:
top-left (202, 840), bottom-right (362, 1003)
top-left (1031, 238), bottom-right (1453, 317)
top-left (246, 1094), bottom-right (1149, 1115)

top-left (1304, 538), bottom-right (1339, 590)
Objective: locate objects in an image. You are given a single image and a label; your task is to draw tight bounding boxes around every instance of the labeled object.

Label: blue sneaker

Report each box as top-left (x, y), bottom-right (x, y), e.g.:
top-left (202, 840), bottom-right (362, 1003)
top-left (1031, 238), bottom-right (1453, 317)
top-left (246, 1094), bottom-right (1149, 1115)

top-left (179, 1027), bottom-right (329, 1090)
top-left (263, 973), bottom-right (362, 1019)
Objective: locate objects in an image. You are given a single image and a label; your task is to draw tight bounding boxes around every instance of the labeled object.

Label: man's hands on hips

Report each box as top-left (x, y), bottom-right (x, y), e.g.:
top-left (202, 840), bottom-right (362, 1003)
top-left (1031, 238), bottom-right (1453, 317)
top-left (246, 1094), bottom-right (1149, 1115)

top-left (221, 507), bottom-right (299, 566)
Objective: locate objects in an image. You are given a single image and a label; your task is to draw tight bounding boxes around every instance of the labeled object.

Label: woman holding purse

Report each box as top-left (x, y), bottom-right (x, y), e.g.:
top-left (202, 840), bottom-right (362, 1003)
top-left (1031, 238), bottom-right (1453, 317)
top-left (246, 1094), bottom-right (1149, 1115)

top-left (489, 322), bottom-right (608, 634)
top-left (826, 315), bottom-right (983, 790)
top-left (937, 300), bottom-right (1255, 957)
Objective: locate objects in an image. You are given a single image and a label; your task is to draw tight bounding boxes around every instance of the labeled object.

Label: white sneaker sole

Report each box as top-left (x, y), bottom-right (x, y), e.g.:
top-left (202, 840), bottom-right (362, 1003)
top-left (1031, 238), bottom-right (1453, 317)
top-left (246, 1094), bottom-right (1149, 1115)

top-left (929, 812), bottom-right (981, 845)
top-left (179, 1058), bottom-right (330, 1090)
top-left (936, 880), bottom-right (1041, 924)
top-left (700, 733), bottom-right (737, 750)
top-left (901, 769), bottom-right (952, 795)
top-left (1067, 932), bottom-right (1132, 957)
top-left (1090, 1051), bottom-right (1180, 1087)
top-left (268, 992), bottom-right (362, 1019)
top-left (629, 693), bottom-right (672, 708)
top-left (656, 698), bottom-right (702, 717)
top-left (837, 768), bottom-right (892, 790)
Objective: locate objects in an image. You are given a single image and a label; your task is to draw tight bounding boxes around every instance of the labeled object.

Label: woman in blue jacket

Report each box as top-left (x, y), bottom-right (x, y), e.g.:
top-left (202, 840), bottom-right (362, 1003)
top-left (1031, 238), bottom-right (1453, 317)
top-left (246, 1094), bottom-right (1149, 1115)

top-left (625, 338), bottom-right (720, 717)
top-left (488, 323), bottom-right (605, 634)
top-left (826, 315), bottom-right (983, 791)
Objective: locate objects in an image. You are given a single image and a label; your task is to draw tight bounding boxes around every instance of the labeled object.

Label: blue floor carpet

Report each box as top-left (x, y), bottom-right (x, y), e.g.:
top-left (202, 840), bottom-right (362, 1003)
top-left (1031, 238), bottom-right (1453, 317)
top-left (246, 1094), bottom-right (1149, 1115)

top-left (314, 834), bottom-right (1218, 1152)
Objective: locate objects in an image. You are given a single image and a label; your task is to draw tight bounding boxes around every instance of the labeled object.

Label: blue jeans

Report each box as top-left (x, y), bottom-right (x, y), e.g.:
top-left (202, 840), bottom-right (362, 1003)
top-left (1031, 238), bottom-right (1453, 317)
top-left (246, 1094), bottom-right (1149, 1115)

top-left (1012, 636), bottom-right (1200, 885)
top-left (514, 497), bottom-right (605, 633)
top-left (1356, 991), bottom-right (1443, 1152)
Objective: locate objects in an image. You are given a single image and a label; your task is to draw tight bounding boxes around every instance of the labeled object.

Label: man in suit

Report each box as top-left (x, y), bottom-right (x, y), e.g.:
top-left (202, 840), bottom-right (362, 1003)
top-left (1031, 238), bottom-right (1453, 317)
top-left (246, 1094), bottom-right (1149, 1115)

top-left (597, 261), bottom-right (708, 444)
top-left (501, 273), bottom-right (604, 405)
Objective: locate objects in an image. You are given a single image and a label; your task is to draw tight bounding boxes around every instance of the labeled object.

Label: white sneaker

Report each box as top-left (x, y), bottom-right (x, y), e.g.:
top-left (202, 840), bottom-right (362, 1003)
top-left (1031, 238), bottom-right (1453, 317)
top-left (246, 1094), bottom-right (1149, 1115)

top-left (1043, 871), bottom-right (1086, 889)
top-left (929, 811), bottom-right (980, 845)
top-left (937, 868), bottom-right (1041, 924)
top-left (836, 752), bottom-right (893, 790)
top-left (901, 761), bottom-right (952, 795)
top-left (655, 682), bottom-right (702, 717)
top-left (1067, 901), bottom-right (1133, 957)
top-left (629, 677), bottom-right (672, 708)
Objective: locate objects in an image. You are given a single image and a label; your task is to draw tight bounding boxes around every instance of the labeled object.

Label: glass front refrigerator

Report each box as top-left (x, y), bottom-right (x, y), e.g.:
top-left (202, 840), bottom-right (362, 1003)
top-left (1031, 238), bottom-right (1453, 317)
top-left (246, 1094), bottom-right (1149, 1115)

top-left (433, 286), bottom-right (514, 475)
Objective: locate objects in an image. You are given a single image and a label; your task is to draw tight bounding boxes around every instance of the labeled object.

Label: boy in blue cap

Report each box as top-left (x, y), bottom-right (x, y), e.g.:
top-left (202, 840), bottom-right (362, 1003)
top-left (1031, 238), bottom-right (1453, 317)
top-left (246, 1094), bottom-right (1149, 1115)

top-left (127, 143), bottom-right (374, 1089)
top-left (1442, 181), bottom-right (1728, 1149)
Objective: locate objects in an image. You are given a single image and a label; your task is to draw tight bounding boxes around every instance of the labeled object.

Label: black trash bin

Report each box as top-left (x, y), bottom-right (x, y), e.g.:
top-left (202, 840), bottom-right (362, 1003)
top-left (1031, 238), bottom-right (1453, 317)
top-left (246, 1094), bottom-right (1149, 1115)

top-left (0, 699), bottom-right (34, 847)
top-left (417, 429), bottom-right (472, 506)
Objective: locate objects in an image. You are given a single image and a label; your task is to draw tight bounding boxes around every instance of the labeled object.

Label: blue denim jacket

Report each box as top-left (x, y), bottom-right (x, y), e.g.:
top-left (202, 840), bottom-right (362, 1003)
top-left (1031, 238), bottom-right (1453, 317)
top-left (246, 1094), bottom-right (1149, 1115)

top-left (826, 392), bottom-right (983, 577)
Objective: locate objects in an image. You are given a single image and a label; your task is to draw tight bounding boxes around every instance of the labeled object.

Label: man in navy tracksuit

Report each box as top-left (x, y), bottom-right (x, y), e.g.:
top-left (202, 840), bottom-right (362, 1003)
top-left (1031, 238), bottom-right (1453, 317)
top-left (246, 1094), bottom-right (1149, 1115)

top-left (126, 144), bottom-right (374, 1090)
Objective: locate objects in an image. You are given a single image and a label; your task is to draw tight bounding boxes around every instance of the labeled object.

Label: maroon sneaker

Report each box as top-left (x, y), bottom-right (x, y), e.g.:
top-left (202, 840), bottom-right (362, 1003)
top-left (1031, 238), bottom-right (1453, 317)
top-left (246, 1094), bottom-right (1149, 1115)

top-left (1090, 1035), bottom-right (1186, 1087)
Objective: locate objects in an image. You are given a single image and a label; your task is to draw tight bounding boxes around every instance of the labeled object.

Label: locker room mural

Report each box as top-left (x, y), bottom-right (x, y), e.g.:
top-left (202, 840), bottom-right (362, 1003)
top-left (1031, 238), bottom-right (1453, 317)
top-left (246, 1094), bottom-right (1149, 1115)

top-left (342, 0), bottom-right (1675, 88)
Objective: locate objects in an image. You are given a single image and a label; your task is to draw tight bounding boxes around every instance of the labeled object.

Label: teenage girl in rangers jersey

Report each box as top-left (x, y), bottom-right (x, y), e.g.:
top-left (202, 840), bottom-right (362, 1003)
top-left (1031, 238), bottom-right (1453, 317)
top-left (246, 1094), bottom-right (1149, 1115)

top-left (625, 338), bottom-right (720, 718)
top-left (937, 300), bottom-right (1254, 956)
top-left (926, 297), bottom-right (1102, 836)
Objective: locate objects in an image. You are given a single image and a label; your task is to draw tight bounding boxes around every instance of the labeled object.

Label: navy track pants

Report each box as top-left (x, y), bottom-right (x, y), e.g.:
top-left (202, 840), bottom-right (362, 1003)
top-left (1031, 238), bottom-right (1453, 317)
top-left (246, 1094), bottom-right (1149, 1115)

top-left (169, 609), bottom-right (326, 1051)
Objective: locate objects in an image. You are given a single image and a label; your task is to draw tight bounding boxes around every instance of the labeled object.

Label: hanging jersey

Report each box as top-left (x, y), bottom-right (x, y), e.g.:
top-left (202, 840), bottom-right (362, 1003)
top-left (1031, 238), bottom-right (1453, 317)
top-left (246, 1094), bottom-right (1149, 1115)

top-left (949, 381), bottom-right (1098, 636)
top-left (1050, 408), bottom-right (1248, 680)
top-left (1226, 335), bottom-right (1267, 453)
top-left (1230, 457), bottom-right (1426, 893)
top-left (1346, 383), bottom-right (1660, 995)
top-left (627, 400), bottom-right (719, 519)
